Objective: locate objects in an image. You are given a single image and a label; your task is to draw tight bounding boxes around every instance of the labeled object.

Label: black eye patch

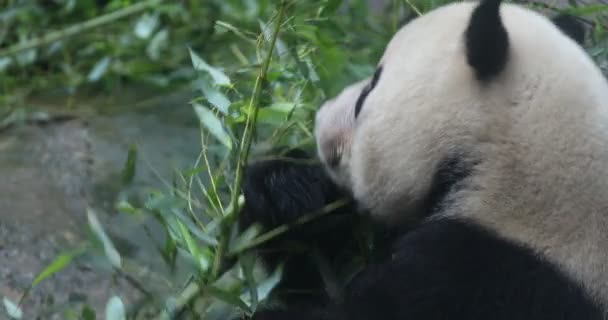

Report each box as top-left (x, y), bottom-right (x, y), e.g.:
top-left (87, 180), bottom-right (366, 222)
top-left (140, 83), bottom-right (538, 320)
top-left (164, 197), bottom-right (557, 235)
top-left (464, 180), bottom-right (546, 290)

top-left (354, 66), bottom-right (383, 118)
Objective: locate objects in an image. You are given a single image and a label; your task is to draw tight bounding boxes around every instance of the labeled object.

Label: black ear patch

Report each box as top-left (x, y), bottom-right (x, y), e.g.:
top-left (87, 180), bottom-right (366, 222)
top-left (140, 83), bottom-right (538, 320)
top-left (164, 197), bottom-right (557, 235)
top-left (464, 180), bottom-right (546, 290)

top-left (354, 66), bottom-right (383, 118)
top-left (552, 14), bottom-right (585, 45)
top-left (465, 0), bottom-right (509, 81)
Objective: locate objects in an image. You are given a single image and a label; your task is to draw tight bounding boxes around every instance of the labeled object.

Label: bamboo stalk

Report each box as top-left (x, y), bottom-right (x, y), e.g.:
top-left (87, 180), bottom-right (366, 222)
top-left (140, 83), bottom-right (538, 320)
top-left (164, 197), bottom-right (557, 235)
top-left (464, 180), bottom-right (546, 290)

top-left (210, 0), bottom-right (287, 281)
top-left (155, 2), bottom-right (287, 319)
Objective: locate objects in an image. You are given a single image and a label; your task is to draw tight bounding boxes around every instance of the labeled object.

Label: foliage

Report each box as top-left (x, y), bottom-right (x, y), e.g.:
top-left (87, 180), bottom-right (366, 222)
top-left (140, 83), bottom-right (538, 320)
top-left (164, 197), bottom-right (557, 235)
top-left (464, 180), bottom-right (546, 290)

top-left (1, 0), bottom-right (396, 318)
top-left (2, 0), bottom-right (608, 319)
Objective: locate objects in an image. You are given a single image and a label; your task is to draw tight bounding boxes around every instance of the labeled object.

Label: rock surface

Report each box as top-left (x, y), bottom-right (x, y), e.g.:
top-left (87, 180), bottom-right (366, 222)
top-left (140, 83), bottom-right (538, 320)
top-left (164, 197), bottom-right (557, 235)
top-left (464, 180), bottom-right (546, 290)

top-left (0, 91), bottom-right (201, 318)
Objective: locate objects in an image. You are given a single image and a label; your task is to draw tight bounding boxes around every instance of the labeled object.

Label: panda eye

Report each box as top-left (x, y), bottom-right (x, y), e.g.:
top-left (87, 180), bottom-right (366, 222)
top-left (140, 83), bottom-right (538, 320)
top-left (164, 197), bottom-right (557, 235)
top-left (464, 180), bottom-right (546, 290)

top-left (354, 66), bottom-right (383, 118)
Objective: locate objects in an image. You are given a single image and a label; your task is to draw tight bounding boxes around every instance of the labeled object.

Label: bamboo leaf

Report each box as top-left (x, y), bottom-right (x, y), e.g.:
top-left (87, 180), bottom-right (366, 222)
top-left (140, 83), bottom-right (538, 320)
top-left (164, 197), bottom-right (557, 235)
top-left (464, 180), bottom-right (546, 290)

top-left (104, 296), bottom-right (125, 320)
top-left (121, 144), bottom-right (137, 186)
top-left (87, 57), bottom-right (111, 82)
top-left (82, 305), bottom-right (96, 320)
top-left (32, 251), bottom-right (78, 286)
top-left (193, 103), bottom-right (233, 150)
top-left (2, 297), bottom-right (22, 319)
top-left (201, 81), bottom-right (231, 114)
top-left (207, 286), bottom-right (251, 313)
top-left (87, 208), bottom-right (121, 268)
top-left (134, 13), bottom-right (159, 39)
top-left (240, 253), bottom-right (258, 310)
top-left (176, 220), bottom-right (209, 272)
top-left (189, 48), bottom-right (231, 86)
top-left (147, 28), bottom-right (168, 60)
top-left (562, 5), bottom-right (608, 16)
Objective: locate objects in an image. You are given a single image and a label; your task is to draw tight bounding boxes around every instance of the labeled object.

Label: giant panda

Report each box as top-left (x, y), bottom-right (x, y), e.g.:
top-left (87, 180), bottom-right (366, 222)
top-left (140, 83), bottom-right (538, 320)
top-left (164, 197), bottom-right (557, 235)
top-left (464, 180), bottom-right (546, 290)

top-left (238, 0), bottom-right (608, 319)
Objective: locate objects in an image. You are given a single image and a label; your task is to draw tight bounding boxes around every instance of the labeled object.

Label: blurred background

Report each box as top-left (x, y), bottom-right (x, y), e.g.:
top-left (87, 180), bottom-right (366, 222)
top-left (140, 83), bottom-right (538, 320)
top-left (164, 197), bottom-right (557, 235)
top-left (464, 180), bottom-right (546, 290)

top-left (1, 0), bottom-right (607, 319)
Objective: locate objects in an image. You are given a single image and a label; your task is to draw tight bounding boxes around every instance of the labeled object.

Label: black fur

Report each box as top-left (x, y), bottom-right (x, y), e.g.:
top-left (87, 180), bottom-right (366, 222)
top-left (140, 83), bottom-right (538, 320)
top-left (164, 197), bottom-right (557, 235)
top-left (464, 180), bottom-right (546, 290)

top-left (552, 14), bottom-right (586, 45)
top-left (241, 151), bottom-right (601, 319)
top-left (371, 154), bottom-right (479, 253)
top-left (354, 66), bottom-right (383, 119)
top-left (253, 218), bottom-right (602, 320)
top-left (240, 150), bottom-right (360, 305)
top-left (422, 153), bottom-right (478, 218)
top-left (465, 0), bottom-right (509, 80)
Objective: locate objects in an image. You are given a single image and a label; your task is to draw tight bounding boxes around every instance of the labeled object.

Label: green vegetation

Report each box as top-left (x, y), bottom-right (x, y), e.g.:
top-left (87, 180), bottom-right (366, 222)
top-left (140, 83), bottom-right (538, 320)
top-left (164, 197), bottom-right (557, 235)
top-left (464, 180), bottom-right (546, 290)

top-left (2, 0), bottom-right (608, 319)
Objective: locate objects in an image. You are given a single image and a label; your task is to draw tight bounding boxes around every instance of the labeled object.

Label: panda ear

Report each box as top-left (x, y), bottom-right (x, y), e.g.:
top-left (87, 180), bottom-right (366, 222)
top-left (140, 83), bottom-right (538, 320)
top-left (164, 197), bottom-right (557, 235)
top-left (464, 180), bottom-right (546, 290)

top-left (552, 14), bottom-right (585, 45)
top-left (465, 0), bottom-right (509, 81)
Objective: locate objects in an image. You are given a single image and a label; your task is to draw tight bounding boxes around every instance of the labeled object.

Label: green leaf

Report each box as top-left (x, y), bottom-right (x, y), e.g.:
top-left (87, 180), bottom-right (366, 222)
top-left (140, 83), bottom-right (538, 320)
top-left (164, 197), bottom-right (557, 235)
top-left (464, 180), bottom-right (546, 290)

top-left (236, 102), bottom-right (297, 125)
top-left (562, 5), bottom-right (608, 16)
top-left (32, 251), bottom-right (79, 286)
top-left (104, 296), bottom-right (125, 320)
top-left (259, 20), bottom-right (288, 59)
top-left (0, 57), bottom-right (12, 72)
top-left (189, 48), bottom-right (231, 86)
top-left (230, 224), bottom-right (261, 253)
top-left (121, 144), bottom-right (137, 186)
top-left (15, 48), bottom-right (36, 66)
top-left (321, 0), bottom-right (343, 13)
top-left (2, 297), bottom-right (22, 319)
top-left (145, 193), bottom-right (187, 212)
top-left (87, 57), bottom-right (111, 82)
top-left (240, 253), bottom-right (258, 311)
top-left (173, 210), bottom-right (218, 246)
top-left (146, 28), bottom-right (169, 60)
top-left (193, 103), bottom-right (233, 150)
top-left (161, 227), bottom-right (178, 269)
top-left (240, 264), bottom-right (283, 305)
top-left (82, 305), bottom-right (96, 320)
top-left (87, 208), bottom-right (121, 269)
top-left (207, 286), bottom-right (251, 313)
top-left (255, 264), bottom-right (283, 301)
top-left (176, 220), bottom-right (208, 272)
top-left (215, 20), bottom-right (257, 42)
top-left (268, 102), bottom-right (297, 113)
top-left (115, 200), bottom-right (141, 215)
top-left (134, 13), bottom-right (159, 39)
top-left (200, 81), bottom-right (231, 114)
top-left (256, 108), bottom-right (289, 125)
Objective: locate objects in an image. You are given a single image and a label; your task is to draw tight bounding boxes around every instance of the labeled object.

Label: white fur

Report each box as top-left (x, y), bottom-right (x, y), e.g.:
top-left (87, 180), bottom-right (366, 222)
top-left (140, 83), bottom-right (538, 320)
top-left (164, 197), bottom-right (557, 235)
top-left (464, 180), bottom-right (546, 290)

top-left (315, 1), bottom-right (608, 308)
top-left (315, 79), bottom-right (368, 189)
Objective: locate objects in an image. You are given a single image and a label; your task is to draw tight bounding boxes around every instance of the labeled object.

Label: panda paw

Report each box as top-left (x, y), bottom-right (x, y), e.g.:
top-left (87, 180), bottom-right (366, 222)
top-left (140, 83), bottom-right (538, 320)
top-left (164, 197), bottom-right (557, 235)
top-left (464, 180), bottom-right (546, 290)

top-left (240, 150), bottom-right (345, 231)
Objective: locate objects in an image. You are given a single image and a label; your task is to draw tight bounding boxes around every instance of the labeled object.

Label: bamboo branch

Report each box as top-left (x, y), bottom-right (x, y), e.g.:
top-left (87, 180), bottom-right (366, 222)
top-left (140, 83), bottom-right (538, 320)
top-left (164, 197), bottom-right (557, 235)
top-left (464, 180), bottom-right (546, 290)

top-left (227, 198), bottom-right (351, 257)
top-left (155, 2), bottom-right (287, 319)
top-left (153, 198), bottom-right (347, 320)
top-left (0, 0), bottom-right (163, 58)
top-left (210, 0), bottom-right (287, 280)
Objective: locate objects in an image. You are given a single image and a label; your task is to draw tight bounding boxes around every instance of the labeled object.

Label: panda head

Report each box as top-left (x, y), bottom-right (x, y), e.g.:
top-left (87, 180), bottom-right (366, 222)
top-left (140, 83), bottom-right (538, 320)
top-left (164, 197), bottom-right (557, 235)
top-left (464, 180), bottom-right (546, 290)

top-left (315, 0), bottom-right (607, 225)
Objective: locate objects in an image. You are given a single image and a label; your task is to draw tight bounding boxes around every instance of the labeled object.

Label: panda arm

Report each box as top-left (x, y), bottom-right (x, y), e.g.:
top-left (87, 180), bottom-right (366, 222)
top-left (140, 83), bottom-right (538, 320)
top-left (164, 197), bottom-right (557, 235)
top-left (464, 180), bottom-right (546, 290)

top-left (239, 150), bottom-right (359, 304)
top-left (253, 218), bottom-right (602, 320)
